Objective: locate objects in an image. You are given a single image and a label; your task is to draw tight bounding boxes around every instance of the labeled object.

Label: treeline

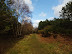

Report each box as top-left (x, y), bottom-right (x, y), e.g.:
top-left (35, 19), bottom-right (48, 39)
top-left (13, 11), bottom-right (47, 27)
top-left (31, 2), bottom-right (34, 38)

top-left (38, 1), bottom-right (72, 37)
top-left (0, 0), bottom-right (33, 38)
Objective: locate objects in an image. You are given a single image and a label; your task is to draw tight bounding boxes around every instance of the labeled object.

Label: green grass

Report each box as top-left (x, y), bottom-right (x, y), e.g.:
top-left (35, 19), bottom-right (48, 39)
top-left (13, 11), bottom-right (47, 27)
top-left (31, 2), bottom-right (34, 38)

top-left (5, 34), bottom-right (72, 54)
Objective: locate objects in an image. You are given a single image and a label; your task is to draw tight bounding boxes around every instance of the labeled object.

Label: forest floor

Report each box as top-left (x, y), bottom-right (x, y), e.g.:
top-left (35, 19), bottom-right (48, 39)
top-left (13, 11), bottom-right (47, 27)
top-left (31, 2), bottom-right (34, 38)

top-left (0, 34), bottom-right (72, 54)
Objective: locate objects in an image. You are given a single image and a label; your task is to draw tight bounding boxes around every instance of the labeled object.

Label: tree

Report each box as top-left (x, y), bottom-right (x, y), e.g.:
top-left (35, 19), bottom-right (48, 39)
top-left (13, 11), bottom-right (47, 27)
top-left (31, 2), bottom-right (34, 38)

top-left (0, 0), bottom-right (20, 37)
top-left (21, 21), bottom-right (33, 35)
top-left (38, 18), bottom-right (72, 36)
top-left (7, 0), bottom-right (32, 36)
top-left (38, 19), bottom-right (50, 30)
top-left (0, 0), bottom-right (13, 35)
top-left (60, 1), bottom-right (72, 21)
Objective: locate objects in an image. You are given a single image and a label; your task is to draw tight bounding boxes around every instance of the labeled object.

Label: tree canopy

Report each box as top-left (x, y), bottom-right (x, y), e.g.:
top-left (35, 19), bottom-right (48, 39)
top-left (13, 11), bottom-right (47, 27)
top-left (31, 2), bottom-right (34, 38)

top-left (60, 1), bottom-right (72, 21)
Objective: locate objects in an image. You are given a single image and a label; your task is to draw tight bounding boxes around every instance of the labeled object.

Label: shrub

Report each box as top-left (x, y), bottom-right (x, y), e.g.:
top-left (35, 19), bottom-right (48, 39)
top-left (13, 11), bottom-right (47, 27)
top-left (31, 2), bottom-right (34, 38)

top-left (43, 28), bottom-right (51, 37)
top-left (38, 30), bottom-right (44, 34)
top-left (53, 34), bottom-right (57, 39)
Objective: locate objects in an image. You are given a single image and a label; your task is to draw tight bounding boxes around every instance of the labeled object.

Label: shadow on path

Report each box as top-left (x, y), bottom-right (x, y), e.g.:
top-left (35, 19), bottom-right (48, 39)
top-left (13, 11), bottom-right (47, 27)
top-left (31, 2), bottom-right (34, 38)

top-left (0, 36), bottom-right (23, 54)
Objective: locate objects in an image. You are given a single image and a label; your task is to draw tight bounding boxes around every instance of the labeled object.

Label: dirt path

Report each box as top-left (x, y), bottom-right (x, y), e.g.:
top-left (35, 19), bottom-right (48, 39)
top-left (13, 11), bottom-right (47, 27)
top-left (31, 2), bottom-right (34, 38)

top-left (5, 34), bottom-right (72, 54)
top-left (5, 34), bottom-right (48, 54)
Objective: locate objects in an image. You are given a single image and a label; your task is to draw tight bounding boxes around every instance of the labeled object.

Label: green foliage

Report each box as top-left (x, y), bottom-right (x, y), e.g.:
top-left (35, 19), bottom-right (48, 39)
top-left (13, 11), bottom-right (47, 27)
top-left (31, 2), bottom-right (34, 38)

top-left (60, 1), bottom-right (72, 20)
top-left (0, 0), bottom-right (15, 35)
top-left (38, 26), bottom-right (51, 37)
top-left (38, 18), bottom-right (72, 37)
top-left (43, 28), bottom-right (51, 37)
top-left (38, 19), bottom-right (51, 30)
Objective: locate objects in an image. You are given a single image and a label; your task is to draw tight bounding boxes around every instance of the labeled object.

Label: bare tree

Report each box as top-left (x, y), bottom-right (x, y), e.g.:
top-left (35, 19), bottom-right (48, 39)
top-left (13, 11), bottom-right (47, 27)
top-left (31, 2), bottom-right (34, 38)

top-left (7, 0), bottom-right (32, 36)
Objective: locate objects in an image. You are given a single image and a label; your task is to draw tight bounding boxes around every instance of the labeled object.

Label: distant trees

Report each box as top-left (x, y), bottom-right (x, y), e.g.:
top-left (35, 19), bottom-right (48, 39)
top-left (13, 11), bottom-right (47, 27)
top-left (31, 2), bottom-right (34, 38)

top-left (21, 21), bottom-right (33, 35)
top-left (38, 18), bottom-right (72, 37)
top-left (38, 19), bottom-right (51, 30)
top-left (33, 28), bottom-right (38, 33)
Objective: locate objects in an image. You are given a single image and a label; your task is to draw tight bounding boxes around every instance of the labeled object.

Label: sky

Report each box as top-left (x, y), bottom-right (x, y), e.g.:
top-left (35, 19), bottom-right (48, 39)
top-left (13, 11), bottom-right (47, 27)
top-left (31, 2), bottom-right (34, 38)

top-left (25, 0), bottom-right (72, 27)
top-left (31, 0), bottom-right (59, 27)
top-left (8, 0), bottom-right (72, 27)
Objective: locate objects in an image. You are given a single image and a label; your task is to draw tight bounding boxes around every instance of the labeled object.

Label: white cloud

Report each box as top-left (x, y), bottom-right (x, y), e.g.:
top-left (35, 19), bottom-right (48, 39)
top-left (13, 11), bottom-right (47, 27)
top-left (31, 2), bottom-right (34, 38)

top-left (39, 12), bottom-right (47, 17)
top-left (24, 0), bottom-right (34, 11)
top-left (33, 17), bottom-right (54, 28)
top-left (32, 20), bottom-right (43, 27)
top-left (52, 0), bottom-right (72, 17)
top-left (24, 16), bottom-right (31, 21)
top-left (48, 17), bottom-right (54, 20)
